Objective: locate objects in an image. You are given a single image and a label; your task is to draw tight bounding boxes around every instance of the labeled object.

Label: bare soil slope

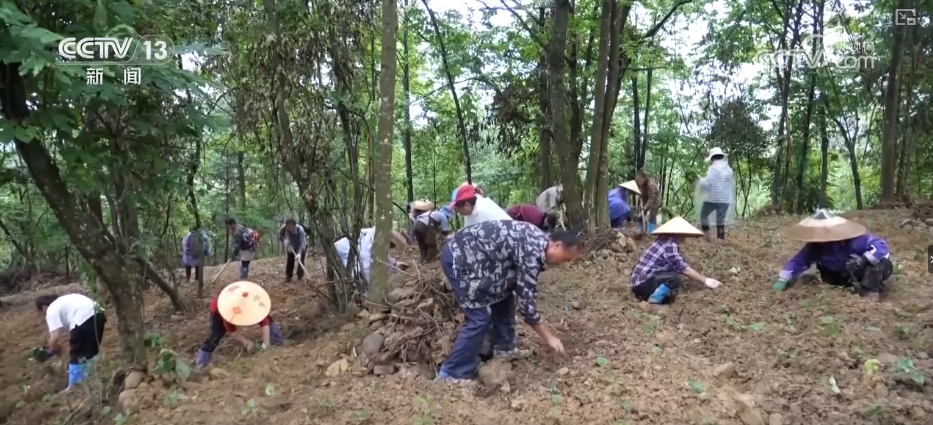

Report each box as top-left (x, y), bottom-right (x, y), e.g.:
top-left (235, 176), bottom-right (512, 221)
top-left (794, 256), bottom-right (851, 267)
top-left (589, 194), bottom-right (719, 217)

top-left (2, 210), bottom-right (932, 425)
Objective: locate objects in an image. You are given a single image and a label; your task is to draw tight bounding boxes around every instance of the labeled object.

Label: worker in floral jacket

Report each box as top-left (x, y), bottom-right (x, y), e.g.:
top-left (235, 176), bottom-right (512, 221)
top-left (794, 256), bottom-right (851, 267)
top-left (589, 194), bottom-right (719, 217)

top-left (437, 220), bottom-right (581, 385)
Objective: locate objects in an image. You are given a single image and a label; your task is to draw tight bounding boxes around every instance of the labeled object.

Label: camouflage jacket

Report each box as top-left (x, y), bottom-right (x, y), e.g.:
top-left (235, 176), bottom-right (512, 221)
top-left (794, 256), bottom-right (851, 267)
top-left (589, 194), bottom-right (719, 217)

top-left (445, 220), bottom-right (547, 325)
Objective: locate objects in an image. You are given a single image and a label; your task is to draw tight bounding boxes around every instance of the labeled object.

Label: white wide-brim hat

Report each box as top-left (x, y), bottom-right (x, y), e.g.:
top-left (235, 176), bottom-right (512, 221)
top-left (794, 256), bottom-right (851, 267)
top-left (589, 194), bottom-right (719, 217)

top-left (217, 281), bottom-right (271, 326)
top-left (651, 216), bottom-right (705, 237)
top-left (705, 147), bottom-right (727, 162)
top-left (784, 209), bottom-right (867, 242)
top-left (619, 180), bottom-right (641, 194)
top-left (410, 200), bottom-right (434, 211)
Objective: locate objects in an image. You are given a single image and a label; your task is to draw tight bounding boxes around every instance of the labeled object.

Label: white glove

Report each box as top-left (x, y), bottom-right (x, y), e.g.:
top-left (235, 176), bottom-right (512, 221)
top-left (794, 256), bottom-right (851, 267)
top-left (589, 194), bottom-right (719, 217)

top-left (261, 343), bottom-right (270, 350)
top-left (704, 278), bottom-right (721, 289)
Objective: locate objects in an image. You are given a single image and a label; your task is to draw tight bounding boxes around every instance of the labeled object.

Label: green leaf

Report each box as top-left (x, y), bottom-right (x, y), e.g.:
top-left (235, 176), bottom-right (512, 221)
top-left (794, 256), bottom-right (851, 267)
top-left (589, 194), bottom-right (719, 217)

top-left (15, 400), bottom-right (26, 409)
top-left (264, 383), bottom-right (275, 396)
top-left (747, 322), bottom-right (765, 332)
top-left (16, 26), bottom-right (62, 44)
top-left (595, 357), bottom-right (609, 367)
top-left (686, 379), bottom-right (706, 394)
top-left (13, 126), bottom-right (37, 142)
top-left (174, 360), bottom-right (192, 381)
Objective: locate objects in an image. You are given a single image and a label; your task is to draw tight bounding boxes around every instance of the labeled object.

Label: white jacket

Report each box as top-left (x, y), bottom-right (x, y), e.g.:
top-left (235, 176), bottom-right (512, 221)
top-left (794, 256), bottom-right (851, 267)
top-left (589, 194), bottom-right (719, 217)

top-left (334, 228), bottom-right (376, 281)
top-left (463, 196), bottom-right (512, 227)
top-left (698, 160), bottom-right (735, 204)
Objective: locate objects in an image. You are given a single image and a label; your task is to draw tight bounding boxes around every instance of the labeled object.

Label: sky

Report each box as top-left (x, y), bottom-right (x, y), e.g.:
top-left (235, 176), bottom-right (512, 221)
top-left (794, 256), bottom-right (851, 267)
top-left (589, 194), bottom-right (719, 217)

top-left (180, 0), bottom-right (872, 135)
top-left (422, 0), bottom-right (871, 133)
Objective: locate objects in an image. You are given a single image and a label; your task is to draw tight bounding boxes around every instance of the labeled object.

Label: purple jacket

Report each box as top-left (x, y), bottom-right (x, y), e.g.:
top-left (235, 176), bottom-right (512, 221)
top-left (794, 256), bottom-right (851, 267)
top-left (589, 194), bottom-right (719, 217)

top-left (779, 233), bottom-right (889, 280)
top-left (182, 230), bottom-right (212, 267)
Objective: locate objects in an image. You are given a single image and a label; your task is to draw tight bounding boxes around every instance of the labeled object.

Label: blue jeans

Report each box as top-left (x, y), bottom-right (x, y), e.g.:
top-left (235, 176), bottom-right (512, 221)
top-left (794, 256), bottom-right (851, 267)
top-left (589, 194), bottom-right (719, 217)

top-left (438, 246), bottom-right (517, 379)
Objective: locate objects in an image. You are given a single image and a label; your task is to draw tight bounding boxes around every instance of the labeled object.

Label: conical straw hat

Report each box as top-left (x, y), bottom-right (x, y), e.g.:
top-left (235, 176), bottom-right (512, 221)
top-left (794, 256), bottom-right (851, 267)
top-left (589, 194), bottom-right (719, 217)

top-left (217, 281), bottom-right (271, 327)
top-left (410, 200), bottom-right (434, 211)
top-left (784, 209), bottom-right (867, 242)
top-left (390, 230), bottom-right (408, 247)
top-left (651, 216), bottom-right (704, 237)
top-left (619, 180), bottom-right (640, 194)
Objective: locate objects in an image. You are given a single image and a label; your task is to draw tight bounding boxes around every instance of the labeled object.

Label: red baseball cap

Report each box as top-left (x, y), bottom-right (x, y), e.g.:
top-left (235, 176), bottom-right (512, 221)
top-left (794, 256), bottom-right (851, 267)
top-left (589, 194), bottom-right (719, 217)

top-left (450, 184), bottom-right (477, 208)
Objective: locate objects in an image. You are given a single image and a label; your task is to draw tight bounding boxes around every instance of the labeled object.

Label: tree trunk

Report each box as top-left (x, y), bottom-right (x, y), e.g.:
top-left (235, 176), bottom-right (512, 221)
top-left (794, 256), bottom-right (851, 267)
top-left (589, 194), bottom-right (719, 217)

top-left (584, 0), bottom-right (612, 225)
top-left (895, 23), bottom-right (918, 198)
top-left (370, 0), bottom-right (399, 307)
top-left (879, 0), bottom-right (910, 201)
top-left (236, 151), bottom-right (246, 211)
top-left (547, 0), bottom-right (584, 228)
top-left (536, 7), bottom-right (551, 192)
top-left (631, 76), bottom-right (642, 173)
top-left (402, 0), bottom-right (415, 205)
top-left (769, 0), bottom-right (803, 207)
top-left (818, 94), bottom-right (830, 208)
top-left (422, 0), bottom-right (472, 183)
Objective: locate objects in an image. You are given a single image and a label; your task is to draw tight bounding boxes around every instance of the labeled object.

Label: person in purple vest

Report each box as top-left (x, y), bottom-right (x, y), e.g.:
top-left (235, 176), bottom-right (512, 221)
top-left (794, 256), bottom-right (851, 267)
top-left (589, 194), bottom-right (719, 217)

top-left (773, 209), bottom-right (892, 301)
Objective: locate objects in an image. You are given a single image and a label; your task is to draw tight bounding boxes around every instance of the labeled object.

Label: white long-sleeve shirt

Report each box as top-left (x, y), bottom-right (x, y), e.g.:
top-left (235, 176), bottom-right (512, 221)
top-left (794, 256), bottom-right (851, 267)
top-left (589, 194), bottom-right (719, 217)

top-left (463, 196), bottom-right (512, 227)
top-left (698, 160), bottom-right (735, 204)
top-left (334, 228), bottom-right (398, 282)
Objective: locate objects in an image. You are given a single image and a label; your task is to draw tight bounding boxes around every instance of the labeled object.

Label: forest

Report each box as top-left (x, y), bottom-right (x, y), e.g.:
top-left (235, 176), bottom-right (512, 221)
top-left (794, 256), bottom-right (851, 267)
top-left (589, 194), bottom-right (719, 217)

top-left (0, 0), bottom-right (932, 424)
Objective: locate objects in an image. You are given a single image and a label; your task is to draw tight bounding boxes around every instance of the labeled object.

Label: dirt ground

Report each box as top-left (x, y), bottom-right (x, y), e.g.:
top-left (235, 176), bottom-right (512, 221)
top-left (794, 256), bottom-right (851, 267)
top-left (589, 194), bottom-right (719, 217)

top-left (2, 209), bottom-right (932, 425)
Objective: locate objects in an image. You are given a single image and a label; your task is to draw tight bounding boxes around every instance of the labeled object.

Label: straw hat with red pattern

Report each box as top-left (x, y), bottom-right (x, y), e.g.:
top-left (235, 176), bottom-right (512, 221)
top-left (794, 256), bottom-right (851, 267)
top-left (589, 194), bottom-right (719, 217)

top-left (217, 281), bottom-right (271, 326)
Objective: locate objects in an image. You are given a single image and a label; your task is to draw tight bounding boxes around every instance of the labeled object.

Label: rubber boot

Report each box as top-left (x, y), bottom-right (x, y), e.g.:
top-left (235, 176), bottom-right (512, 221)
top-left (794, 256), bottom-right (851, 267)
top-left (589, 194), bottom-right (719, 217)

top-left (269, 323), bottom-right (285, 346)
top-left (716, 226), bottom-right (725, 240)
top-left (648, 283), bottom-right (671, 304)
top-left (67, 363), bottom-right (86, 389)
top-left (196, 349), bottom-right (212, 369)
top-left (239, 264), bottom-right (249, 279)
top-left (647, 222), bottom-right (657, 233)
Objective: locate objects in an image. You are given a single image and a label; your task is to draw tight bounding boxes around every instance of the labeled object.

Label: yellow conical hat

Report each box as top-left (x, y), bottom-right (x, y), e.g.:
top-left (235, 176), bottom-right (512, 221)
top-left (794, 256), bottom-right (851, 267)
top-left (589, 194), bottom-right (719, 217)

top-left (784, 209), bottom-right (867, 242)
top-left (410, 200), bottom-right (434, 211)
top-left (651, 216), bottom-right (704, 237)
top-left (217, 281), bottom-right (271, 326)
top-left (619, 180), bottom-right (640, 194)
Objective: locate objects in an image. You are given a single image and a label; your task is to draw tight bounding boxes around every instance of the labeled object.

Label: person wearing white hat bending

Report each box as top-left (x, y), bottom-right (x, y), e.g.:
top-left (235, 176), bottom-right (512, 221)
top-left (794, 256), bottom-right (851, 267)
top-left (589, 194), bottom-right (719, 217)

top-left (773, 209), bottom-right (892, 301)
top-left (196, 281), bottom-right (284, 368)
top-left (697, 147), bottom-right (736, 241)
top-left (630, 217), bottom-right (723, 304)
top-left (410, 199), bottom-right (452, 263)
top-left (609, 181), bottom-right (639, 228)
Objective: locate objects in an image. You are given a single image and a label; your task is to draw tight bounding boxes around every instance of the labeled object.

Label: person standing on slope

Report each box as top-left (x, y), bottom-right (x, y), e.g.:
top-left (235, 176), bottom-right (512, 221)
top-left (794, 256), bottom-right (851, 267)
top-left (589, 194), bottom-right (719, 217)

top-left (225, 218), bottom-right (260, 279)
top-left (34, 293), bottom-right (107, 392)
top-left (182, 225), bottom-right (212, 283)
top-left (630, 217), bottom-right (723, 305)
top-left (278, 218), bottom-right (308, 282)
top-left (772, 209), bottom-right (891, 302)
top-left (634, 170), bottom-right (663, 232)
top-left (696, 147), bottom-right (736, 241)
top-left (450, 184), bottom-right (512, 227)
top-left (436, 220), bottom-right (581, 385)
top-left (535, 184), bottom-right (564, 225)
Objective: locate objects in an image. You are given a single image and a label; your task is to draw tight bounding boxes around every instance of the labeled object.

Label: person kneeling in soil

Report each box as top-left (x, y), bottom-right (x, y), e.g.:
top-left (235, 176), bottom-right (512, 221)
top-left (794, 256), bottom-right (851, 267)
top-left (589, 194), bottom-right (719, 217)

top-left (196, 281), bottom-right (284, 368)
top-left (412, 202), bottom-right (452, 263)
top-left (630, 217), bottom-right (723, 304)
top-left (437, 220), bottom-right (580, 385)
top-left (506, 204), bottom-right (557, 232)
top-left (35, 293), bottom-right (107, 392)
top-left (773, 209), bottom-right (891, 301)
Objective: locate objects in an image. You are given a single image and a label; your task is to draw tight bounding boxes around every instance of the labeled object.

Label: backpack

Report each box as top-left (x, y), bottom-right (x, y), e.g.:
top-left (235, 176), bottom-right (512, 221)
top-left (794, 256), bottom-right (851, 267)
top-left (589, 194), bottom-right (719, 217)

top-left (241, 228), bottom-right (260, 250)
top-left (301, 224), bottom-right (311, 235)
top-left (188, 231), bottom-right (205, 257)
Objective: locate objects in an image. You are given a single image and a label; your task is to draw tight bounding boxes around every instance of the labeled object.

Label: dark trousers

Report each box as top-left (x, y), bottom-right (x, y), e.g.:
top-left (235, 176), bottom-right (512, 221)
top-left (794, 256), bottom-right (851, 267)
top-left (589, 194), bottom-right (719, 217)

top-left (439, 246), bottom-right (516, 379)
top-left (200, 312), bottom-right (283, 352)
top-left (806, 257), bottom-right (893, 294)
top-left (700, 202), bottom-right (729, 239)
top-left (185, 265), bottom-right (204, 281)
top-left (69, 312), bottom-right (107, 365)
top-left (413, 221), bottom-right (439, 263)
top-left (632, 272), bottom-right (685, 304)
top-left (285, 249), bottom-right (306, 279)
